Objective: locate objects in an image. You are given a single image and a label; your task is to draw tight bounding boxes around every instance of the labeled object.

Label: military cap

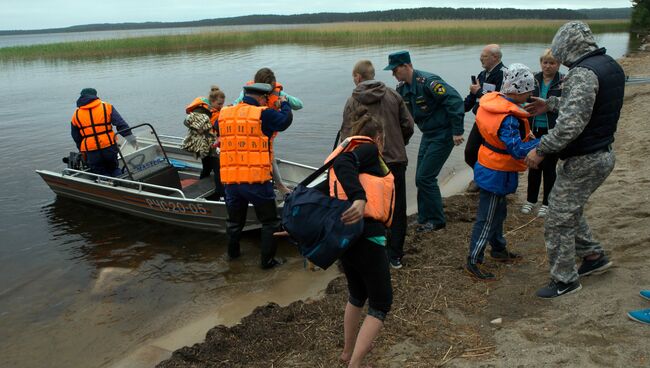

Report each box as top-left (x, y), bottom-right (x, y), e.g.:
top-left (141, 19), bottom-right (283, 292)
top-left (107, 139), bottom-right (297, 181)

top-left (384, 51), bottom-right (411, 71)
top-left (80, 87), bottom-right (97, 97)
top-left (243, 83), bottom-right (273, 95)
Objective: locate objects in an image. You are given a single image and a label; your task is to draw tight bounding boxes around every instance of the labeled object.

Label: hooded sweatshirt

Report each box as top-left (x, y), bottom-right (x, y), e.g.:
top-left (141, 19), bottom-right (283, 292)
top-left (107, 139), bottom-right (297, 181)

top-left (340, 80), bottom-right (414, 164)
top-left (537, 21), bottom-right (623, 156)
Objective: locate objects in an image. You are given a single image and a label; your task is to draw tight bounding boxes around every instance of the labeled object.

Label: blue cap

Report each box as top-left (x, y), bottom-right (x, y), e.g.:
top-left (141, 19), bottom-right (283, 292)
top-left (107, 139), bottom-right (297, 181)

top-left (243, 83), bottom-right (273, 95)
top-left (384, 51), bottom-right (411, 71)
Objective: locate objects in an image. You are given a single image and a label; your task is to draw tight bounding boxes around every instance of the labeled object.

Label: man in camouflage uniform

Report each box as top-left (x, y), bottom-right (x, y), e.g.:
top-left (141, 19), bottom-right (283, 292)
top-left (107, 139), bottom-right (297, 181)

top-left (525, 21), bottom-right (625, 298)
top-left (385, 51), bottom-right (465, 233)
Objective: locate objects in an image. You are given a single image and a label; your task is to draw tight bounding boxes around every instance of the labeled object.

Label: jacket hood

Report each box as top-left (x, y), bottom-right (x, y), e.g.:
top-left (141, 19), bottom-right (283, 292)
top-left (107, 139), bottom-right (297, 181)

top-left (352, 80), bottom-right (387, 105)
top-left (551, 21), bottom-right (598, 67)
top-left (76, 95), bottom-right (99, 108)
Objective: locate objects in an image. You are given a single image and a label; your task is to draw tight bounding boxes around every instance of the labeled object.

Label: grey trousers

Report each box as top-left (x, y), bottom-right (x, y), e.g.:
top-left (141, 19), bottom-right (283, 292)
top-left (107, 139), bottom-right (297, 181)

top-left (544, 149), bottom-right (615, 283)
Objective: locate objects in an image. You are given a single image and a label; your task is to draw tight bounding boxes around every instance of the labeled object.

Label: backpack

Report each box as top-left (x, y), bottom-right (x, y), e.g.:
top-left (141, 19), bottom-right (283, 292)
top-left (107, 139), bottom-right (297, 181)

top-left (281, 150), bottom-right (364, 269)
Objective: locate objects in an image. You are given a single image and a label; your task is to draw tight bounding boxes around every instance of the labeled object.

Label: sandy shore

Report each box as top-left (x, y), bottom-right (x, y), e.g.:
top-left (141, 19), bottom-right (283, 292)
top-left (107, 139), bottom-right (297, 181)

top-left (158, 51), bottom-right (650, 368)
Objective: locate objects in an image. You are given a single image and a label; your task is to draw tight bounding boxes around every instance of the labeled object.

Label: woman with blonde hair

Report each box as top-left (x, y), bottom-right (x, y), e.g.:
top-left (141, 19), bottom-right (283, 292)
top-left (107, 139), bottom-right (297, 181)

top-left (521, 49), bottom-right (563, 217)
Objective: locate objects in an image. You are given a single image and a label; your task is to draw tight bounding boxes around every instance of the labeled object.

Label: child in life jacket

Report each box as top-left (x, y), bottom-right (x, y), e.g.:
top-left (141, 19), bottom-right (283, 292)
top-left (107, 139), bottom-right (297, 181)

top-left (466, 64), bottom-right (540, 280)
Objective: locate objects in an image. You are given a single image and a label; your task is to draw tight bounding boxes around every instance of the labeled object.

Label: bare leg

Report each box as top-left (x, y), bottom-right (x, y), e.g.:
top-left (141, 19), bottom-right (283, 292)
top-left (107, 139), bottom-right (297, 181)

top-left (341, 302), bottom-right (362, 363)
top-left (348, 315), bottom-right (383, 368)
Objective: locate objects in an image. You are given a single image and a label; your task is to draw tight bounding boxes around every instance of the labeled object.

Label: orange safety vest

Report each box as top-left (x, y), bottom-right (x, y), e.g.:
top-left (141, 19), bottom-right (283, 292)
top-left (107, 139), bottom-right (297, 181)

top-left (475, 93), bottom-right (532, 172)
top-left (186, 96), bottom-right (219, 127)
top-left (218, 103), bottom-right (272, 184)
top-left (71, 99), bottom-right (115, 152)
top-left (246, 80), bottom-right (284, 110)
top-left (325, 136), bottom-right (395, 226)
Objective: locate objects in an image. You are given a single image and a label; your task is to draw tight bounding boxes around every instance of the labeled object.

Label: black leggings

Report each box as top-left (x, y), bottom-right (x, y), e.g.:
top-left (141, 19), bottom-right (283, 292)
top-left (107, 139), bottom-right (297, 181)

top-left (340, 238), bottom-right (393, 321)
top-left (526, 127), bottom-right (559, 205)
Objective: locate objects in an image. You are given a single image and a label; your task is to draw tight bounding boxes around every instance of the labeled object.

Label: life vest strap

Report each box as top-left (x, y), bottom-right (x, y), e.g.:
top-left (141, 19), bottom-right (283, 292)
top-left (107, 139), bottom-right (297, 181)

top-left (482, 141), bottom-right (509, 155)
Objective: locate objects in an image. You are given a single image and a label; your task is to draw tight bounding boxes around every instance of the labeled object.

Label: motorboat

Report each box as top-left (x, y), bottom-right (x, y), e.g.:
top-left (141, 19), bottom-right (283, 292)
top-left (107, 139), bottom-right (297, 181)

top-left (36, 124), bottom-right (317, 233)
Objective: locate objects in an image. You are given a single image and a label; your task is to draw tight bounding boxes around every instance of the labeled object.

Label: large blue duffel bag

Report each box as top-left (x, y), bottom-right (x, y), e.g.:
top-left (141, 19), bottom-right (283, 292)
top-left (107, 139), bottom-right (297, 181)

top-left (282, 183), bottom-right (363, 269)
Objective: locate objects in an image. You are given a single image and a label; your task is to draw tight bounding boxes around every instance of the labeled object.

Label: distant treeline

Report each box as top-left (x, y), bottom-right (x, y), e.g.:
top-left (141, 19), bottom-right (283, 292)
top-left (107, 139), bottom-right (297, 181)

top-left (0, 7), bottom-right (631, 35)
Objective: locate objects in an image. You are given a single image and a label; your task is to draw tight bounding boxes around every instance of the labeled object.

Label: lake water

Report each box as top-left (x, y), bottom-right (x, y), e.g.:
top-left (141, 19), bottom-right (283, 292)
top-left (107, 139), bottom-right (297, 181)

top-left (0, 29), bottom-right (630, 367)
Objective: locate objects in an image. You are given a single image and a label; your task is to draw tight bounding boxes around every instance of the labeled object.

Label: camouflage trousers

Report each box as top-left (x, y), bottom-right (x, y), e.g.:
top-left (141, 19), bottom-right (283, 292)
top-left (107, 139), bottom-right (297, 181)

top-left (544, 149), bottom-right (615, 283)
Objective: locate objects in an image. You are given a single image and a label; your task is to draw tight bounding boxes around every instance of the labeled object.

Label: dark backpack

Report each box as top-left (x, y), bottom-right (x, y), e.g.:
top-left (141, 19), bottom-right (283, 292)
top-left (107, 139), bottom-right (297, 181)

top-left (281, 156), bottom-right (363, 269)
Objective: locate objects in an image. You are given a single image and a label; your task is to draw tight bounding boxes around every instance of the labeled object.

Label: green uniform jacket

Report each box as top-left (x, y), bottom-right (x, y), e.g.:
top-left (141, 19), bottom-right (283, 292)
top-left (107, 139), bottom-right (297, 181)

top-left (397, 69), bottom-right (465, 136)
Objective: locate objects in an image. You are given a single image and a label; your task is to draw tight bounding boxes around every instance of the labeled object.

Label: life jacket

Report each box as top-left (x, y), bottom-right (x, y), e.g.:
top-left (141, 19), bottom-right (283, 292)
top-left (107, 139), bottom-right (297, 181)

top-left (218, 102), bottom-right (272, 184)
top-left (475, 93), bottom-right (531, 172)
top-left (325, 136), bottom-right (395, 226)
top-left (71, 99), bottom-right (115, 152)
top-left (246, 80), bottom-right (284, 110)
top-left (186, 96), bottom-right (219, 129)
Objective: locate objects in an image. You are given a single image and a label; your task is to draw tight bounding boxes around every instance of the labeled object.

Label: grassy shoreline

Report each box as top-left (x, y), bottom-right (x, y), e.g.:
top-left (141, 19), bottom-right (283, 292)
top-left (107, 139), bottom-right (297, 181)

top-left (0, 19), bottom-right (630, 60)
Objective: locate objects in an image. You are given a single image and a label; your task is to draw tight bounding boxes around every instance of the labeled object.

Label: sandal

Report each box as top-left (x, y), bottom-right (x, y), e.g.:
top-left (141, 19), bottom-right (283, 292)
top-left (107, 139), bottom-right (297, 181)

top-left (521, 202), bottom-right (534, 214)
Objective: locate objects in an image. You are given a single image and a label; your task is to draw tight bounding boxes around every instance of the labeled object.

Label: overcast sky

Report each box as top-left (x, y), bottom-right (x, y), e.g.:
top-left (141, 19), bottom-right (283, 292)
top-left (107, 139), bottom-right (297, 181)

top-left (2, 0), bottom-right (633, 31)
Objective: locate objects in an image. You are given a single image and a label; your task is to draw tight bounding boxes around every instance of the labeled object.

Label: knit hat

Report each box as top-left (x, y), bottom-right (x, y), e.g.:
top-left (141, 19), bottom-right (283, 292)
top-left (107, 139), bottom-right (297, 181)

top-left (501, 64), bottom-right (535, 94)
top-left (80, 88), bottom-right (98, 97)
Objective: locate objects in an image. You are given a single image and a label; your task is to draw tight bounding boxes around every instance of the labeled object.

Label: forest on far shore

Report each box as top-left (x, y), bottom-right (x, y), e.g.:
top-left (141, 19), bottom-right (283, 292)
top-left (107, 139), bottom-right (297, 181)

top-left (0, 7), bottom-right (631, 35)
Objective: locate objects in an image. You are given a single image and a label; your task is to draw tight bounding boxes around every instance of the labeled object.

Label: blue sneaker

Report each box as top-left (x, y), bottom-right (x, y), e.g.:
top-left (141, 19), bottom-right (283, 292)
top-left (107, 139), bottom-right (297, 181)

top-left (627, 308), bottom-right (650, 325)
top-left (641, 290), bottom-right (650, 301)
top-left (389, 257), bottom-right (403, 269)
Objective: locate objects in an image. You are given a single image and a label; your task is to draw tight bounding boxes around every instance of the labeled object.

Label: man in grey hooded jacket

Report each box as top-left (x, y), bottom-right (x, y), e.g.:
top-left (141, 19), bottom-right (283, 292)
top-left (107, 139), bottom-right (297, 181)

top-left (340, 59), bottom-right (415, 269)
top-left (525, 21), bottom-right (625, 298)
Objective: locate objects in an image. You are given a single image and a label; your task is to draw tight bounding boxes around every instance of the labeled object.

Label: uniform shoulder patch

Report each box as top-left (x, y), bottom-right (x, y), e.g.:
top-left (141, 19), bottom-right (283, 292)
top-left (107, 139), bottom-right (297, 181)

top-left (431, 82), bottom-right (446, 95)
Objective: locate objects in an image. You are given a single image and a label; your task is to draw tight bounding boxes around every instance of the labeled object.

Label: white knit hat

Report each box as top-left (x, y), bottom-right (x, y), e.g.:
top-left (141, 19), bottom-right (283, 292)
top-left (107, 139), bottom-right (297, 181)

top-left (501, 63), bottom-right (535, 94)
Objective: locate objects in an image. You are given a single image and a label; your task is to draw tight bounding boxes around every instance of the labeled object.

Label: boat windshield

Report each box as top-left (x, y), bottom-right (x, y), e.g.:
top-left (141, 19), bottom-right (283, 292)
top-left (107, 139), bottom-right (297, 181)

top-left (117, 124), bottom-right (171, 181)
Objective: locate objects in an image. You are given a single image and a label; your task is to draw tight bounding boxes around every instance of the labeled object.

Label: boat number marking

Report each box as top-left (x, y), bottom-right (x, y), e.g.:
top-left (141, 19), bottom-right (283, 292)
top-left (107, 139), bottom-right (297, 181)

top-left (145, 199), bottom-right (208, 215)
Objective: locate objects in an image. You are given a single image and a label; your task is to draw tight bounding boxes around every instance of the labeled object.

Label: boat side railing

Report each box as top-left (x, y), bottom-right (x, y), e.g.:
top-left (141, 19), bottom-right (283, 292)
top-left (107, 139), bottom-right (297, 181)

top-left (62, 168), bottom-right (187, 199)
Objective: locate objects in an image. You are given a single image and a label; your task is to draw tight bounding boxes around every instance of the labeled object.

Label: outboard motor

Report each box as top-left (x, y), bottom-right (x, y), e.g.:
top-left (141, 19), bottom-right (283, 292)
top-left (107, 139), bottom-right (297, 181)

top-left (62, 152), bottom-right (87, 170)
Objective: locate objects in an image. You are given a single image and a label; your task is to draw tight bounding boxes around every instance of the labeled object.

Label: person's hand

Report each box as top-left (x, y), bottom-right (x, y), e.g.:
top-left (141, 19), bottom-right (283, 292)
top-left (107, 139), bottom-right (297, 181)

top-left (453, 135), bottom-right (464, 146)
top-left (273, 230), bottom-right (289, 237)
top-left (341, 199), bottom-right (366, 225)
top-left (470, 82), bottom-right (481, 95)
top-left (525, 148), bottom-right (544, 169)
top-left (524, 97), bottom-right (549, 116)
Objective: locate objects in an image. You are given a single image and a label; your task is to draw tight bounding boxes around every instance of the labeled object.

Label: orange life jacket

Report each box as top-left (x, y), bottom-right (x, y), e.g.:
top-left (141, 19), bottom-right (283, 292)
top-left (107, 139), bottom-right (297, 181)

top-left (325, 136), bottom-right (395, 226)
top-left (186, 96), bottom-right (219, 128)
top-left (475, 93), bottom-right (532, 172)
top-left (185, 97), bottom-right (210, 114)
top-left (71, 99), bottom-right (115, 152)
top-left (246, 80), bottom-right (284, 110)
top-left (218, 103), bottom-right (272, 184)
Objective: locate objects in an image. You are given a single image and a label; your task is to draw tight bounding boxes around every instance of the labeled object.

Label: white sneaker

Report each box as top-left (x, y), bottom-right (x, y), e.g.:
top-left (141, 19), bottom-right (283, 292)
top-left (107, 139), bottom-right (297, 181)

top-left (521, 201), bottom-right (534, 214)
top-left (537, 205), bottom-right (548, 217)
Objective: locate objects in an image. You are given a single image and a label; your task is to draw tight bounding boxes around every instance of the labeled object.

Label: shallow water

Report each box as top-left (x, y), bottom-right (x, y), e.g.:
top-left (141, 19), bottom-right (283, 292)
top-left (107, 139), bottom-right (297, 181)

top-left (0, 29), bottom-right (630, 367)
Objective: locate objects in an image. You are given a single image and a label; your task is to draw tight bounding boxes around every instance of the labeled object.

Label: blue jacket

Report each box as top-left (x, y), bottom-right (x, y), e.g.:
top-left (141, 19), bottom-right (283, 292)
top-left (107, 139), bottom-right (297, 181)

top-left (240, 96), bottom-right (293, 137)
top-left (70, 95), bottom-right (132, 150)
top-left (474, 111), bottom-right (539, 196)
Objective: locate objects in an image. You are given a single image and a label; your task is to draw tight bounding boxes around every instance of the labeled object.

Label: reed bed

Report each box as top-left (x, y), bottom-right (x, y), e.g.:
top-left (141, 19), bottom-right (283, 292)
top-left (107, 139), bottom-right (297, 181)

top-left (0, 19), bottom-right (630, 60)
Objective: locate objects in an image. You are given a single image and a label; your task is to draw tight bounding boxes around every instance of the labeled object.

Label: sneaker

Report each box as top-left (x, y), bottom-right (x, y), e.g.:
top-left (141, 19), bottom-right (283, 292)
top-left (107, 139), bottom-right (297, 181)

top-left (577, 254), bottom-right (612, 277)
top-left (415, 222), bottom-right (446, 233)
top-left (490, 249), bottom-right (522, 262)
top-left (537, 205), bottom-right (548, 217)
top-left (627, 308), bottom-right (650, 325)
top-left (389, 257), bottom-right (403, 269)
top-left (261, 257), bottom-right (286, 269)
top-left (465, 262), bottom-right (495, 280)
top-left (521, 201), bottom-right (535, 214)
top-left (467, 180), bottom-right (480, 193)
top-left (536, 279), bottom-right (582, 299)
top-left (641, 290), bottom-right (650, 301)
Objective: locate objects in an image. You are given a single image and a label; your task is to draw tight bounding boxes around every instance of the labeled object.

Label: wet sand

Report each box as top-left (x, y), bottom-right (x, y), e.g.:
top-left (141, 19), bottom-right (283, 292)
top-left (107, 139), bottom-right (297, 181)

top-left (158, 51), bottom-right (650, 367)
